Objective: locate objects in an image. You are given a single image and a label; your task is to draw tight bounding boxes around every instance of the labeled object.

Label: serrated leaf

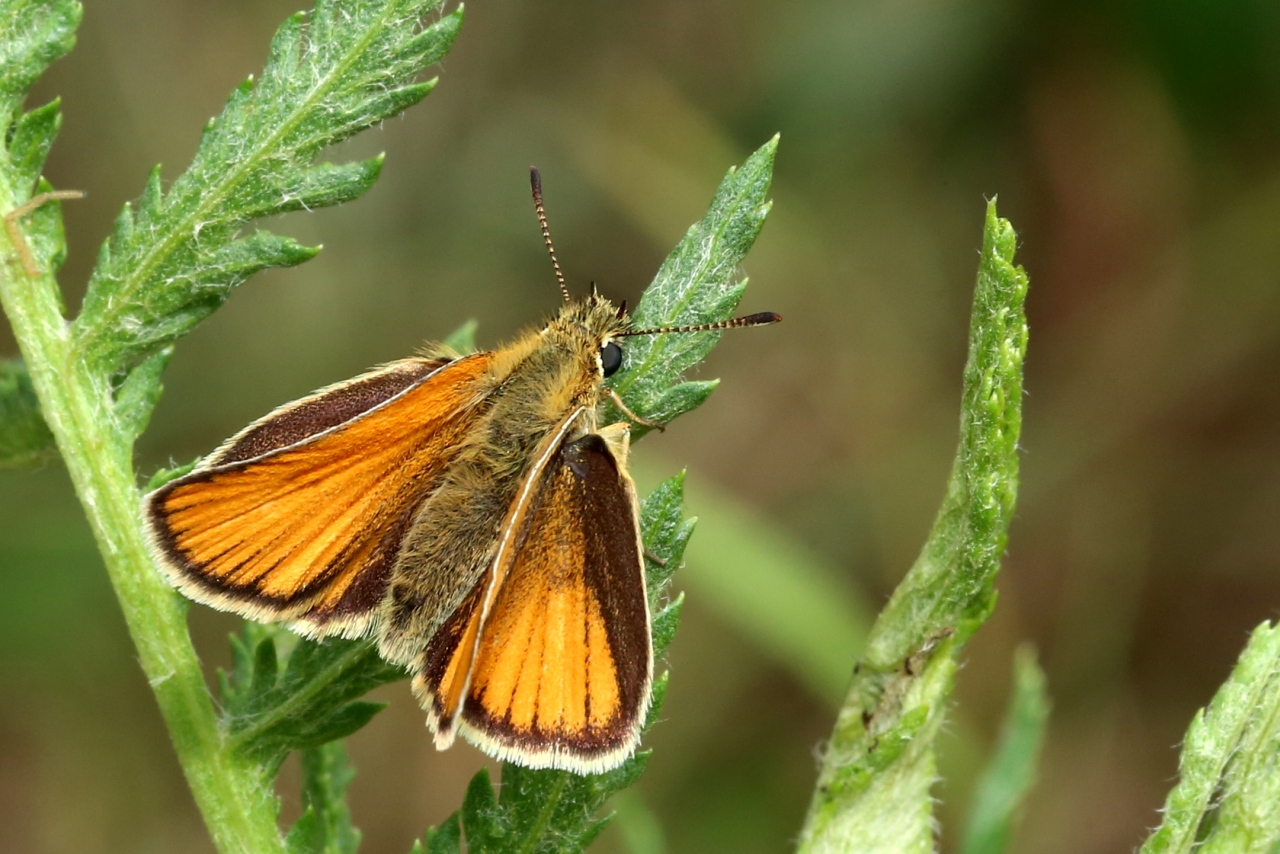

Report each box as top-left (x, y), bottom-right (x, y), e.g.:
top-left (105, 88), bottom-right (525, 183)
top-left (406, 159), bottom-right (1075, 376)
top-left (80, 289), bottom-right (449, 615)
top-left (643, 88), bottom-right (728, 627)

top-left (1141, 621), bottom-right (1280, 854)
top-left (798, 199), bottom-right (1029, 853)
top-left (639, 471), bottom-right (695, 601)
top-left (1, 5), bottom-right (79, 284)
top-left (113, 345), bottom-right (172, 440)
top-left (607, 136), bottom-right (777, 435)
top-left (649, 596), bottom-right (682, 659)
top-left (286, 742), bottom-right (362, 854)
top-left (460, 769), bottom-right (503, 849)
top-left (221, 624), bottom-right (404, 767)
top-left (71, 0), bottom-right (464, 376)
top-left (7, 98), bottom-right (62, 194)
top-left (465, 748), bottom-right (652, 854)
top-left (0, 358), bottom-right (56, 468)
top-left (642, 379), bottom-right (718, 428)
top-left (3, 176), bottom-right (74, 281)
top-left (961, 646), bottom-right (1051, 854)
top-left (0, 0), bottom-right (81, 123)
top-left (420, 812), bottom-right (462, 854)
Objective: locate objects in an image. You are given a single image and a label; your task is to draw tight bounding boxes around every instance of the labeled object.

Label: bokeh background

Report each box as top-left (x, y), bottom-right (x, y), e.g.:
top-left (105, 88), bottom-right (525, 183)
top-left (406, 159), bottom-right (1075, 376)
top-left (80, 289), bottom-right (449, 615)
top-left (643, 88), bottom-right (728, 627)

top-left (4, 0), bottom-right (1280, 851)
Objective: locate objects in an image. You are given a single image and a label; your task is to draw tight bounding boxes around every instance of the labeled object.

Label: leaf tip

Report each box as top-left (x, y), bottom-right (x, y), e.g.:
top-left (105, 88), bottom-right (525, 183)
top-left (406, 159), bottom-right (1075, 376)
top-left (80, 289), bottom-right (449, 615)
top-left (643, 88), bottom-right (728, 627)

top-left (752, 133), bottom-right (780, 165)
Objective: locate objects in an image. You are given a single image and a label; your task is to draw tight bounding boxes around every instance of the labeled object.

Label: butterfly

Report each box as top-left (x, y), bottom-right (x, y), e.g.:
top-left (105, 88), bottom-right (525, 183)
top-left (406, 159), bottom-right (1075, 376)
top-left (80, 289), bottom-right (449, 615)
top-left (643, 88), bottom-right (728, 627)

top-left (144, 169), bottom-right (779, 773)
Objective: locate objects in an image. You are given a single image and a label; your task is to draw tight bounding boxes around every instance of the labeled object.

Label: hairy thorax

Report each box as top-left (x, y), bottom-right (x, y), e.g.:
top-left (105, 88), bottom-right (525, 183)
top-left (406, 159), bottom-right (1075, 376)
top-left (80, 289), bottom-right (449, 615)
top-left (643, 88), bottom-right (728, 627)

top-left (377, 318), bottom-right (612, 664)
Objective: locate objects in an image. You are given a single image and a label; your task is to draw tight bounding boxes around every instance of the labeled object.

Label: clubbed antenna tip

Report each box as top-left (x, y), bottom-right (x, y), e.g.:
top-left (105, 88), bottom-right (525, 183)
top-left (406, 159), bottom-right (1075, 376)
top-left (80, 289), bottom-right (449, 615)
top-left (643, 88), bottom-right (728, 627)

top-left (618, 311), bottom-right (782, 337)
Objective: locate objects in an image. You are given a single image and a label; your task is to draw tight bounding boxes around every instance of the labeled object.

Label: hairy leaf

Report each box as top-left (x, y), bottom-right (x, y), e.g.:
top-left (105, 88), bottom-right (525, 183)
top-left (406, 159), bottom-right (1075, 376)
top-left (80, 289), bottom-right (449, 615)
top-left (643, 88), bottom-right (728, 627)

top-left (71, 0), bottom-right (463, 377)
top-left (417, 813), bottom-right (462, 854)
top-left (221, 623), bottom-right (403, 769)
top-left (0, 0), bottom-right (80, 126)
top-left (0, 358), bottom-right (55, 467)
top-left (1141, 621), bottom-right (1280, 854)
top-left (6, 98), bottom-right (62, 197)
top-left (286, 742), bottom-right (363, 854)
top-left (798, 200), bottom-right (1030, 854)
top-left (113, 345), bottom-right (173, 440)
top-left (1, 1), bottom-right (80, 286)
top-left (607, 135), bottom-right (777, 435)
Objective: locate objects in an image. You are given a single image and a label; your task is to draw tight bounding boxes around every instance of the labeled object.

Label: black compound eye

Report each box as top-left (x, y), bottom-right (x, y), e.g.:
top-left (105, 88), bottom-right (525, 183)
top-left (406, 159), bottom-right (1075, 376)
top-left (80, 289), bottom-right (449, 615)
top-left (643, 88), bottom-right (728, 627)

top-left (600, 341), bottom-right (623, 377)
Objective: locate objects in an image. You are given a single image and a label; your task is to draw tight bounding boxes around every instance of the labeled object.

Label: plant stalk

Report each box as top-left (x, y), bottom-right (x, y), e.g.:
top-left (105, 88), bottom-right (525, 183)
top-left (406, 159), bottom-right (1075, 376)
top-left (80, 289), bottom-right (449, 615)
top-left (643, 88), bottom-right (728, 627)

top-left (0, 181), bottom-right (286, 854)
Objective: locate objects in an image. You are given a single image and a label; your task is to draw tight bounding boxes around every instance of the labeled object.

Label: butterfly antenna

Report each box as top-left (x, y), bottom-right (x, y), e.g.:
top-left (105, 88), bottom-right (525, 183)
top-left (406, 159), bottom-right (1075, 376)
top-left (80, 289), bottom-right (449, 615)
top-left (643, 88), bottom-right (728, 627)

top-left (529, 167), bottom-right (572, 304)
top-left (616, 311), bottom-right (782, 337)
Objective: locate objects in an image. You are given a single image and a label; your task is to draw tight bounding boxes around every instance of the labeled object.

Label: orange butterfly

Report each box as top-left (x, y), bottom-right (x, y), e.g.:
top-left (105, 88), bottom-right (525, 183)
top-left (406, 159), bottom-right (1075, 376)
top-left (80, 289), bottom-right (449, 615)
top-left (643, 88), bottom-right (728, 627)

top-left (145, 169), bottom-right (779, 773)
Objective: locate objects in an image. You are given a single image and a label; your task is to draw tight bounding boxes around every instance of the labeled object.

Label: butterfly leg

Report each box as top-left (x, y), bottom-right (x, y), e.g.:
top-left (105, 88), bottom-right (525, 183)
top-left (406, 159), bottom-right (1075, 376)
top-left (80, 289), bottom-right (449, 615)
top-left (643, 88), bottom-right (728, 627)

top-left (605, 388), bottom-right (664, 432)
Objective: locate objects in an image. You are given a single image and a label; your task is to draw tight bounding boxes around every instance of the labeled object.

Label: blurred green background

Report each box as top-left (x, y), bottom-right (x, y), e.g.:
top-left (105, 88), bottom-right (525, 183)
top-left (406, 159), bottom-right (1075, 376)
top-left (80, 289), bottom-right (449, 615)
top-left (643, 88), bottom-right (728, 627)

top-left (4, 0), bottom-right (1280, 851)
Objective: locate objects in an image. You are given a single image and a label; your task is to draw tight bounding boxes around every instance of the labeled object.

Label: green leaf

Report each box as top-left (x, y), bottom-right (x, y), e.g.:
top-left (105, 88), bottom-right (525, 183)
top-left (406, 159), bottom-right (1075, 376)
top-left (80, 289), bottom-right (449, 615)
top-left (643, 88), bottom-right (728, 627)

top-left (144, 458), bottom-right (199, 491)
top-left (1140, 621), bottom-right (1280, 854)
top-left (7, 98), bottom-right (63, 195)
top-left (286, 742), bottom-right (362, 854)
top-left (460, 769), bottom-right (503, 849)
top-left (0, 0), bottom-right (80, 125)
top-left (608, 135), bottom-right (777, 435)
top-left (0, 358), bottom-right (56, 468)
top-left (797, 199), bottom-right (1030, 854)
top-left (220, 623), bottom-right (404, 768)
top-left (419, 813), bottom-right (463, 854)
top-left (71, 0), bottom-right (464, 377)
top-left (638, 471), bottom-right (696, 603)
top-left (961, 646), bottom-right (1051, 854)
top-left (1, 4), bottom-right (79, 279)
top-left (440, 318), bottom-right (479, 354)
top-left (863, 200), bottom-right (1028, 663)
top-left (113, 345), bottom-right (173, 440)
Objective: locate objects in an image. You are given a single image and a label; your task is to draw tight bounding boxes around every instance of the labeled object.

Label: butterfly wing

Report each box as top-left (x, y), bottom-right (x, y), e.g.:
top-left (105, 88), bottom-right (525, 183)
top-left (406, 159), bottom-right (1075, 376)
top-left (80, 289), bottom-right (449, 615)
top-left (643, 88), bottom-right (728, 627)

top-left (145, 353), bottom-right (495, 638)
top-left (413, 421), bottom-right (653, 773)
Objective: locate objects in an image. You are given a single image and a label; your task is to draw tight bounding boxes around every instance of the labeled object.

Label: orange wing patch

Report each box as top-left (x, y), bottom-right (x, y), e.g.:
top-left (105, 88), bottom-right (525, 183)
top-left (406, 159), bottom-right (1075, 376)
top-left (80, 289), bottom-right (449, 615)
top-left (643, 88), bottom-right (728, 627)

top-left (446, 432), bottom-right (652, 772)
top-left (146, 354), bottom-right (494, 634)
top-left (468, 554), bottom-right (624, 732)
top-left (412, 574), bottom-right (485, 743)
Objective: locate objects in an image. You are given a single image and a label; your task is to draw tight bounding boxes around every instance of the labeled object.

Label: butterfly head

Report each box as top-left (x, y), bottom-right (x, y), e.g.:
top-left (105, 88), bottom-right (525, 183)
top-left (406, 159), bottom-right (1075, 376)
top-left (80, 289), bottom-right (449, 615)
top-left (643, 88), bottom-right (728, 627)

top-left (545, 291), bottom-right (629, 381)
top-left (530, 167), bottom-right (780, 384)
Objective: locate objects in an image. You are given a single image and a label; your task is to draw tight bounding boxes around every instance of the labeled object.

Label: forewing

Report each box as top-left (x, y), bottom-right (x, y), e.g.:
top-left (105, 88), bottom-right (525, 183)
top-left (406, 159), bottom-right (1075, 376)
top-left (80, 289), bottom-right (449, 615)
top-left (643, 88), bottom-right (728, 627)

top-left (454, 431), bottom-right (652, 772)
top-left (145, 353), bottom-right (494, 636)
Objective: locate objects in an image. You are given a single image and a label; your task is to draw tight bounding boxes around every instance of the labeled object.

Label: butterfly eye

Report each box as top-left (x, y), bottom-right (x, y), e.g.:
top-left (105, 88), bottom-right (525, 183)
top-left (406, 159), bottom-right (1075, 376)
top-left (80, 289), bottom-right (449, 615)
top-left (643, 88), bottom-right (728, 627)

top-left (600, 341), bottom-right (623, 377)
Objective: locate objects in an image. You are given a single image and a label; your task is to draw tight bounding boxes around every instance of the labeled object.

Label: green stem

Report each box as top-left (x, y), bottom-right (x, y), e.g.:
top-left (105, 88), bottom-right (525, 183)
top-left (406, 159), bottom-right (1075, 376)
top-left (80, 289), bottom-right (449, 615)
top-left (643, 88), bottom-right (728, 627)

top-left (0, 182), bottom-right (285, 854)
